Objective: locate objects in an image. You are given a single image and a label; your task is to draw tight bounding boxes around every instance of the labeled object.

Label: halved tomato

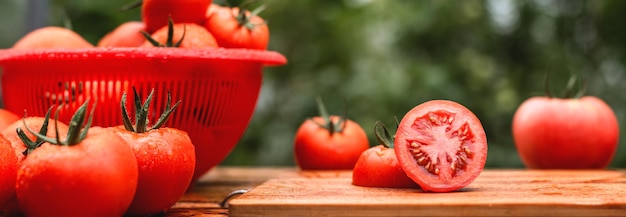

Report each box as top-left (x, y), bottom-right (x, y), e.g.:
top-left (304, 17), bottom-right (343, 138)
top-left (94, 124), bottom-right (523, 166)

top-left (394, 100), bottom-right (487, 192)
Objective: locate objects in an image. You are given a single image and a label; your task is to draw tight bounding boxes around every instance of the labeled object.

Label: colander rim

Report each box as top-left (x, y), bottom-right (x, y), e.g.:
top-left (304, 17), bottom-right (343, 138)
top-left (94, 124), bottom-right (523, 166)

top-left (0, 47), bottom-right (287, 66)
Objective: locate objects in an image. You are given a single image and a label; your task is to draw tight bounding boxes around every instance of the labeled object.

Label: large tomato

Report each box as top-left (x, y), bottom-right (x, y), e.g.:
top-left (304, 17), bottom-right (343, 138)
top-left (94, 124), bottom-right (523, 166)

top-left (97, 21), bottom-right (147, 47)
top-left (142, 0), bottom-right (212, 33)
top-left (112, 88), bottom-right (195, 216)
top-left (0, 109), bottom-right (20, 132)
top-left (512, 96), bottom-right (619, 169)
top-left (205, 6), bottom-right (269, 50)
top-left (1, 109), bottom-right (70, 216)
top-left (12, 26), bottom-right (94, 49)
top-left (15, 102), bottom-right (138, 217)
top-left (0, 135), bottom-right (16, 210)
top-left (395, 100), bottom-right (488, 192)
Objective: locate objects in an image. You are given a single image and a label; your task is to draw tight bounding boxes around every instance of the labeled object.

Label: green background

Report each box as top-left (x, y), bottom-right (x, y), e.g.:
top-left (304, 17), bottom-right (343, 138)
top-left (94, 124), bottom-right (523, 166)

top-left (1, 0), bottom-right (626, 169)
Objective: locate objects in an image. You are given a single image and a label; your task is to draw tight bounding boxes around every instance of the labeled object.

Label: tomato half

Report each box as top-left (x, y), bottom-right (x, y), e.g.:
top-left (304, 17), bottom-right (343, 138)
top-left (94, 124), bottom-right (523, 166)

top-left (512, 96), bottom-right (619, 169)
top-left (395, 100), bottom-right (487, 192)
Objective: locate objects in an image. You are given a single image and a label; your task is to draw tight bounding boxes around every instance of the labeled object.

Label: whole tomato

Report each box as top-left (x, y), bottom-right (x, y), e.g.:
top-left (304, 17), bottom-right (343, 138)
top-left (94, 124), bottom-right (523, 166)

top-left (512, 96), bottom-right (619, 169)
top-left (97, 21), bottom-right (147, 47)
top-left (0, 135), bottom-right (16, 210)
top-left (142, 0), bottom-right (212, 33)
top-left (1, 108), bottom-right (70, 216)
top-left (395, 100), bottom-right (488, 192)
top-left (0, 109), bottom-right (19, 132)
top-left (294, 97), bottom-right (369, 170)
top-left (143, 18), bottom-right (218, 48)
top-left (111, 88), bottom-right (195, 216)
top-left (12, 26), bottom-right (94, 49)
top-left (15, 101), bottom-right (138, 217)
top-left (205, 5), bottom-right (269, 50)
top-left (352, 121), bottom-right (418, 188)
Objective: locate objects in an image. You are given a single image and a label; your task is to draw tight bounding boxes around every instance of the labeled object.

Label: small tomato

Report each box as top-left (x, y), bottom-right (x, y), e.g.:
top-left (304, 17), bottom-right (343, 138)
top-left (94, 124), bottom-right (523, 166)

top-left (294, 97), bottom-right (369, 170)
top-left (352, 121), bottom-right (418, 188)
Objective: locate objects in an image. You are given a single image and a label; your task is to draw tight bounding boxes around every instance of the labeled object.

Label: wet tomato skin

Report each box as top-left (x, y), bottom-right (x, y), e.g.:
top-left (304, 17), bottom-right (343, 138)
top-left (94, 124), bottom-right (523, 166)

top-left (512, 96), bottom-right (619, 169)
top-left (395, 100), bottom-right (487, 192)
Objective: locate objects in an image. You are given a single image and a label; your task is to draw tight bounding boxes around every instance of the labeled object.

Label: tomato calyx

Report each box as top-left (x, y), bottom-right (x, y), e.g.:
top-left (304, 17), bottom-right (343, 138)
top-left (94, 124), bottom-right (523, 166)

top-left (16, 107), bottom-right (54, 156)
top-left (544, 73), bottom-right (588, 99)
top-left (374, 121), bottom-right (394, 149)
top-left (310, 96), bottom-right (347, 135)
top-left (22, 99), bottom-right (96, 146)
top-left (142, 17), bottom-right (186, 47)
top-left (233, 4), bottom-right (267, 31)
top-left (121, 87), bottom-right (181, 133)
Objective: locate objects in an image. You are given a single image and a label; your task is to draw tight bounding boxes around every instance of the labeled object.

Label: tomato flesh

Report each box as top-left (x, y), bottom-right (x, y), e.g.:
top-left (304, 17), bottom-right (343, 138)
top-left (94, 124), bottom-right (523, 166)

top-left (395, 100), bottom-right (487, 192)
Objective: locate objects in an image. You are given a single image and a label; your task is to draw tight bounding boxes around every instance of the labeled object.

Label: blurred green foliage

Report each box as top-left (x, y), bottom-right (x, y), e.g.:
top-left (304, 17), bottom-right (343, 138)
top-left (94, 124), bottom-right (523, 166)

top-left (1, 0), bottom-right (626, 168)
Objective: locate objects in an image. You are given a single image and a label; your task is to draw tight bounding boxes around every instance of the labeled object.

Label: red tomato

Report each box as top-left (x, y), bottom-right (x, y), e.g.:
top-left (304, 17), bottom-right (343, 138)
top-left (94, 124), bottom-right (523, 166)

top-left (395, 100), bottom-right (488, 192)
top-left (1, 111), bottom-right (70, 216)
top-left (143, 21), bottom-right (218, 48)
top-left (142, 0), bottom-right (212, 33)
top-left (352, 121), bottom-right (418, 188)
top-left (15, 103), bottom-right (138, 217)
top-left (294, 115), bottom-right (369, 170)
top-left (0, 135), bottom-right (17, 210)
top-left (12, 26), bottom-right (94, 49)
top-left (97, 21), bottom-right (147, 47)
top-left (111, 89), bottom-right (195, 216)
top-left (0, 109), bottom-right (20, 132)
top-left (205, 6), bottom-right (269, 50)
top-left (205, 3), bottom-right (225, 18)
top-left (512, 96), bottom-right (619, 169)
top-left (353, 145), bottom-right (419, 188)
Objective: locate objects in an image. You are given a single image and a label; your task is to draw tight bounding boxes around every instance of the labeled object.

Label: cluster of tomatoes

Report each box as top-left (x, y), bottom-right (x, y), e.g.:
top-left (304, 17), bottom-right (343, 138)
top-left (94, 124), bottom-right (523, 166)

top-left (294, 90), bottom-right (619, 192)
top-left (0, 89), bottom-right (196, 217)
top-left (13, 0), bottom-right (269, 50)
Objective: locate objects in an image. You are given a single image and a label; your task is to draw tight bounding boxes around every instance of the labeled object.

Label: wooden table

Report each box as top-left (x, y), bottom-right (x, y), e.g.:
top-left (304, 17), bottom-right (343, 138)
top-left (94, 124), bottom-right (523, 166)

top-left (4, 167), bottom-right (626, 216)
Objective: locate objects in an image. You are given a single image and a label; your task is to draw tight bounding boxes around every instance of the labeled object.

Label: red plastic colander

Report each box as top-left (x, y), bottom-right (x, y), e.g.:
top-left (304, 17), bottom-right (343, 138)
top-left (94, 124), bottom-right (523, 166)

top-left (0, 47), bottom-right (287, 179)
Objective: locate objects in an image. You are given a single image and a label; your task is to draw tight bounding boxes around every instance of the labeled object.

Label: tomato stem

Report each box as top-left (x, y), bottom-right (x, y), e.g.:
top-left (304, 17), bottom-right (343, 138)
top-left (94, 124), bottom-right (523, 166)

top-left (21, 99), bottom-right (96, 146)
top-left (121, 87), bottom-right (181, 133)
top-left (16, 106), bottom-right (54, 156)
top-left (543, 72), bottom-right (587, 99)
top-left (311, 96), bottom-right (347, 135)
top-left (374, 121), bottom-right (394, 148)
top-left (142, 16), bottom-right (186, 47)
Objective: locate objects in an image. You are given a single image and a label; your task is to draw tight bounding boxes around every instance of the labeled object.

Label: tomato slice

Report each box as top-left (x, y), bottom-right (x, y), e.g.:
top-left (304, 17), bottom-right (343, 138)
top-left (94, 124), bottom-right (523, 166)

top-left (394, 100), bottom-right (487, 192)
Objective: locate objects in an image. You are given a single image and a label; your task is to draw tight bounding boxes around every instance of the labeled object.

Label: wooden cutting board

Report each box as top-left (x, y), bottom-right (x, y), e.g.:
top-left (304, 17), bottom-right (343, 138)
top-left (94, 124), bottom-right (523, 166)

top-left (228, 170), bottom-right (626, 217)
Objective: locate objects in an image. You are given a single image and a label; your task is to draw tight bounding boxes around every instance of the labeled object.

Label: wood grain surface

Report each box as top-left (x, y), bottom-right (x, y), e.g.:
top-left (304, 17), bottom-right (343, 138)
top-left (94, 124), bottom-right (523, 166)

top-left (228, 169), bottom-right (626, 217)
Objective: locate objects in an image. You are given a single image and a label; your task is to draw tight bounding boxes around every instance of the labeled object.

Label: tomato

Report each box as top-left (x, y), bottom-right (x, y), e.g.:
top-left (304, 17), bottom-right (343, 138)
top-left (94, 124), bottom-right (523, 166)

top-left (512, 96), bottom-right (619, 169)
top-left (1, 109), bottom-right (70, 216)
top-left (0, 135), bottom-right (16, 210)
top-left (294, 97), bottom-right (369, 170)
top-left (12, 26), bottom-right (94, 49)
top-left (111, 88), bottom-right (195, 216)
top-left (0, 109), bottom-right (20, 132)
top-left (352, 121), bottom-right (418, 188)
top-left (205, 3), bottom-right (225, 18)
top-left (97, 21), bottom-right (147, 47)
top-left (205, 6), bottom-right (269, 50)
top-left (142, 0), bottom-right (212, 33)
top-left (15, 102), bottom-right (138, 217)
top-left (143, 19), bottom-right (218, 48)
top-left (394, 100), bottom-right (488, 192)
